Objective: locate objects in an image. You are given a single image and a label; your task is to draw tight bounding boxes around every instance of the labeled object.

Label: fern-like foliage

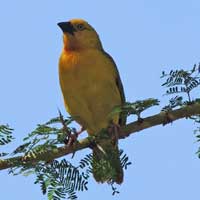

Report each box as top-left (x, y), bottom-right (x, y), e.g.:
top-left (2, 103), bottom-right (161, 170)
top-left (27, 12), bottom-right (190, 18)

top-left (0, 152), bottom-right (9, 157)
top-left (161, 64), bottom-right (200, 160)
top-left (10, 149), bottom-right (131, 200)
top-left (161, 96), bottom-right (184, 111)
top-left (0, 124), bottom-right (14, 146)
top-left (35, 159), bottom-right (88, 200)
top-left (161, 64), bottom-right (200, 111)
top-left (10, 158), bottom-right (89, 200)
top-left (194, 114), bottom-right (200, 158)
top-left (8, 115), bottom-right (131, 200)
top-left (111, 98), bottom-right (160, 119)
top-left (12, 116), bottom-right (74, 157)
top-left (0, 124), bottom-right (14, 157)
top-left (161, 64), bottom-right (200, 102)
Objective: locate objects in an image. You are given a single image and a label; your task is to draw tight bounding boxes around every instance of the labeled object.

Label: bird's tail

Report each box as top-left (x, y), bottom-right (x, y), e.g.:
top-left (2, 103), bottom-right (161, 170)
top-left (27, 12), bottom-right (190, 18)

top-left (92, 138), bottom-right (123, 184)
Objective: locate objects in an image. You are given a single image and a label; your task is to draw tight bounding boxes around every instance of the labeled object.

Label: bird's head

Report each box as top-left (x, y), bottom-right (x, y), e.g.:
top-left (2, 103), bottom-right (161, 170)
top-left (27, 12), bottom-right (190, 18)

top-left (58, 19), bottom-right (103, 51)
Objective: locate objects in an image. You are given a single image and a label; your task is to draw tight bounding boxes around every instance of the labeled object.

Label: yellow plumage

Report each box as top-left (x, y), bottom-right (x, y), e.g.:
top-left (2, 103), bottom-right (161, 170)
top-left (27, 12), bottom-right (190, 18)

top-left (58, 19), bottom-right (126, 183)
top-left (59, 49), bottom-right (122, 134)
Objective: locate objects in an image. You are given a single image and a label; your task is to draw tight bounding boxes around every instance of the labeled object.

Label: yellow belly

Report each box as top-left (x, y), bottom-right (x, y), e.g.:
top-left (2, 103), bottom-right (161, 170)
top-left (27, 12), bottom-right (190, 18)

top-left (59, 49), bottom-right (121, 134)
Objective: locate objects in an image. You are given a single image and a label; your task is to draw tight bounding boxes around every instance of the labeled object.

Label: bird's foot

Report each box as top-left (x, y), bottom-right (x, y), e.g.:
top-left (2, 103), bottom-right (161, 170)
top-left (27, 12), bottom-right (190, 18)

top-left (65, 127), bottom-right (85, 146)
top-left (63, 127), bottom-right (85, 158)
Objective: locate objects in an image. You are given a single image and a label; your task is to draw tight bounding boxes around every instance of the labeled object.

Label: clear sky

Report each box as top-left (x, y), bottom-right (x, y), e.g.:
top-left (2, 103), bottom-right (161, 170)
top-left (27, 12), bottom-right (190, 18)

top-left (1, 0), bottom-right (200, 199)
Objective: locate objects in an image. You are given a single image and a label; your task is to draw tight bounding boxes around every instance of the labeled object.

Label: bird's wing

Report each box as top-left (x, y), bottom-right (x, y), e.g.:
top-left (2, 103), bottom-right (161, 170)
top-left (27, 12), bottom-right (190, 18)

top-left (102, 51), bottom-right (126, 126)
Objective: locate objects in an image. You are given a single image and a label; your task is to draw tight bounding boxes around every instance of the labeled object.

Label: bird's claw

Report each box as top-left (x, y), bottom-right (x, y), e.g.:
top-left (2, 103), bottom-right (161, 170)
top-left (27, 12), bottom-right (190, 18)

top-left (64, 127), bottom-right (85, 146)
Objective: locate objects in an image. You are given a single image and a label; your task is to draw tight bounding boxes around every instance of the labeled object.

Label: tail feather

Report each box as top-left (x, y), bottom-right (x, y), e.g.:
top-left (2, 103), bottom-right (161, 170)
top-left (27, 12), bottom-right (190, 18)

top-left (92, 139), bottom-right (123, 184)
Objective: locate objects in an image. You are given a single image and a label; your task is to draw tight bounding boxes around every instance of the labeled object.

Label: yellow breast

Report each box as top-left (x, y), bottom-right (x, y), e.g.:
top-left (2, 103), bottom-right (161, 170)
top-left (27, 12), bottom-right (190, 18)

top-left (59, 49), bottom-right (121, 134)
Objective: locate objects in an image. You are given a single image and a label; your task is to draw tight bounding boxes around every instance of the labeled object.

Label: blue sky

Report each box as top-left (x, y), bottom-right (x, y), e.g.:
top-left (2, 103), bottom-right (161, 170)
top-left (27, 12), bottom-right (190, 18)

top-left (1, 0), bottom-right (200, 199)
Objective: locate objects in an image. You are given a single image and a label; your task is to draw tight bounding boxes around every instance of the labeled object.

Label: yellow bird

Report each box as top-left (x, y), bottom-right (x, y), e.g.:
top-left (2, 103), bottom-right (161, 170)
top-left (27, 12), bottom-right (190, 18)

top-left (58, 19), bottom-right (126, 184)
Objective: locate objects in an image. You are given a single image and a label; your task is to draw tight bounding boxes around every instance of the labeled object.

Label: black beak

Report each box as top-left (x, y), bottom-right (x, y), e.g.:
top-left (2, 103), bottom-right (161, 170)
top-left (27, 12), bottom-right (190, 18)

top-left (57, 22), bottom-right (75, 35)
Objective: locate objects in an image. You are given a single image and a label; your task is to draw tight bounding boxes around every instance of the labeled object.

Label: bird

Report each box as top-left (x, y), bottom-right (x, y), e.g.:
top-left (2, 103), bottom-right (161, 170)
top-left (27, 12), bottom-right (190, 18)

top-left (58, 19), bottom-right (126, 184)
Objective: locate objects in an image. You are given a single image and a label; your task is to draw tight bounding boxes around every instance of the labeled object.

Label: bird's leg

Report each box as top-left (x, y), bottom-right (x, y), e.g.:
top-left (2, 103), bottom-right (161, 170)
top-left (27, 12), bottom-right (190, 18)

top-left (108, 122), bottom-right (122, 145)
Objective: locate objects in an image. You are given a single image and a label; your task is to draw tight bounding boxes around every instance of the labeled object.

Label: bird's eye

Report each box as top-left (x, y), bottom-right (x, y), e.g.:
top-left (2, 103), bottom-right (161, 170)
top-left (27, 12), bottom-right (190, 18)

top-left (77, 24), bottom-right (85, 31)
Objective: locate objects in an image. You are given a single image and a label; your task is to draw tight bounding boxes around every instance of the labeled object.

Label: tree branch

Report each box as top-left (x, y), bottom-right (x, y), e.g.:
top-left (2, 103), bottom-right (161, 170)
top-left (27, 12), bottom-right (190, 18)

top-left (0, 102), bottom-right (200, 171)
